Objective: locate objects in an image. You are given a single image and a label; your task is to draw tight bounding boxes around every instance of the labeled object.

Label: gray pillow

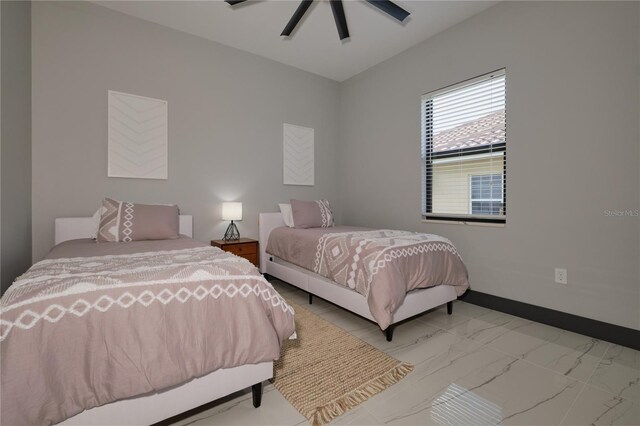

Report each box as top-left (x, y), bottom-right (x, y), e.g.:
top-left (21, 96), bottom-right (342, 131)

top-left (290, 199), bottom-right (335, 229)
top-left (97, 198), bottom-right (179, 242)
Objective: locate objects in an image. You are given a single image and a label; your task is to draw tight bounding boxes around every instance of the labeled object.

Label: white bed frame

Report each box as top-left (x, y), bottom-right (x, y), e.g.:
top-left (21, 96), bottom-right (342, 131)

top-left (259, 212), bottom-right (457, 341)
top-left (54, 216), bottom-right (272, 425)
top-left (60, 363), bottom-right (271, 425)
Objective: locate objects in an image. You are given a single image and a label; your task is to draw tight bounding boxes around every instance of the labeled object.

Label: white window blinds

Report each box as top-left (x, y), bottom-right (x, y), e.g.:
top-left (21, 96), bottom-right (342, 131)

top-left (421, 69), bottom-right (506, 223)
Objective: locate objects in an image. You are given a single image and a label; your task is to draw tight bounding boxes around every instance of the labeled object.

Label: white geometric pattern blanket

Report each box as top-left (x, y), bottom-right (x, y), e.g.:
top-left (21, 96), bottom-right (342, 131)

top-left (313, 230), bottom-right (460, 296)
top-left (0, 246), bottom-right (296, 426)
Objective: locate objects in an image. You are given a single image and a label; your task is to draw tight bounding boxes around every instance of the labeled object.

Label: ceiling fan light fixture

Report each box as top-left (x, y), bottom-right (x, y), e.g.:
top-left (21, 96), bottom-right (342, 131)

top-left (225, 0), bottom-right (410, 40)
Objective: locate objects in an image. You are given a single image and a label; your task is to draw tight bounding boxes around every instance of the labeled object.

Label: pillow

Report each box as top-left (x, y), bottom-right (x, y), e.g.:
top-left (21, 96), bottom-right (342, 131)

top-left (279, 203), bottom-right (295, 228)
top-left (290, 199), bottom-right (335, 229)
top-left (97, 198), bottom-right (179, 242)
top-left (90, 207), bottom-right (103, 240)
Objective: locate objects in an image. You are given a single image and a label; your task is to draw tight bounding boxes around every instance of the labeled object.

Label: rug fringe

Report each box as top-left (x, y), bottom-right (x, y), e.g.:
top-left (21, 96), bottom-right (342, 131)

top-left (309, 362), bottom-right (414, 426)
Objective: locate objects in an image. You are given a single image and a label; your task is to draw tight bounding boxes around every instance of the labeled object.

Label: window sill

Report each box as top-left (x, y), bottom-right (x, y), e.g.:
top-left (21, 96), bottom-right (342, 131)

top-left (421, 218), bottom-right (505, 227)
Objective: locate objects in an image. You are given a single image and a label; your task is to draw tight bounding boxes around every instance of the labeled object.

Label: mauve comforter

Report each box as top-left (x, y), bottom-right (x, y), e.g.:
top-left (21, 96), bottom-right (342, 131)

top-left (0, 237), bottom-right (295, 426)
top-left (266, 227), bottom-right (468, 330)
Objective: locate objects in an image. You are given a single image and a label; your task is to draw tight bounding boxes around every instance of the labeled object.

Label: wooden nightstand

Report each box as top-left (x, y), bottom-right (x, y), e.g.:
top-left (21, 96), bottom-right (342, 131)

top-left (211, 238), bottom-right (259, 267)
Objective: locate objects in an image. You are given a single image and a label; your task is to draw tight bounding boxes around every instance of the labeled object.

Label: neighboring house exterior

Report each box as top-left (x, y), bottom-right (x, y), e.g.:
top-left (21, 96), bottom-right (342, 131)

top-left (431, 110), bottom-right (506, 216)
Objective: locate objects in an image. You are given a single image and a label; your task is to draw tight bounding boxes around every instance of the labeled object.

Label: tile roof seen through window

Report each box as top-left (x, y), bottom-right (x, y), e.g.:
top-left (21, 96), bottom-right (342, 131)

top-left (433, 110), bottom-right (505, 153)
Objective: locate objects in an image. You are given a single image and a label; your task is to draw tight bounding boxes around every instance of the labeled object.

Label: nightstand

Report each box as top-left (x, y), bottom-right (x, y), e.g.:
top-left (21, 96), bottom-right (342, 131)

top-left (211, 238), bottom-right (259, 267)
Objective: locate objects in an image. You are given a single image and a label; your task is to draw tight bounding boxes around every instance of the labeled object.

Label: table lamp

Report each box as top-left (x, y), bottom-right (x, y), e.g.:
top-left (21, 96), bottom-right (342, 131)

top-left (222, 202), bottom-right (242, 240)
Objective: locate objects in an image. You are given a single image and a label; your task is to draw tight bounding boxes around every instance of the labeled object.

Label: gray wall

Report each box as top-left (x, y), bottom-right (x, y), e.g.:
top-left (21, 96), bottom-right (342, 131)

top-left (338, 1), bottom-right (640, 330)
top-left (31, 2), bottom-right (340, 261)
top-left (29, 1), bottom-right (640, 330)
top-left (1, 1), bottom-right (32, 294)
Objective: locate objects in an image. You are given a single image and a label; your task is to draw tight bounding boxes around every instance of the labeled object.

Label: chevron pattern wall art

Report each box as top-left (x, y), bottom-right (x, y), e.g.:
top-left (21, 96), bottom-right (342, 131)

top-left (283, 123), bottom-right (314, 186)
top-left (108, 90), bottom-right (168, 179)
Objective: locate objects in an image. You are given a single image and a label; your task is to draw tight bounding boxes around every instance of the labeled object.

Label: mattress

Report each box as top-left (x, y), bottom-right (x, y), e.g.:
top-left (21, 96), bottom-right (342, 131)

top-left (0, 237), bottom-right (295, 425)
top-left (266, 226), bottom-right (469, 329)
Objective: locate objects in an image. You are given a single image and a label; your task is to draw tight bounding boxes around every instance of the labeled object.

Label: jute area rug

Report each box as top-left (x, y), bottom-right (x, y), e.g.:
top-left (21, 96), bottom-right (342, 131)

top-left (272, 301), bottom-right (414, 425)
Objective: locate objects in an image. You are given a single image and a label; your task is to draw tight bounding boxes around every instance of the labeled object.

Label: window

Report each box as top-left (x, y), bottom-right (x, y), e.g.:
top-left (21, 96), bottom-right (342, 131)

top-left (470, 174), bottom-right (503, 215)
top-left (421, 69), bottom-right (506, 224)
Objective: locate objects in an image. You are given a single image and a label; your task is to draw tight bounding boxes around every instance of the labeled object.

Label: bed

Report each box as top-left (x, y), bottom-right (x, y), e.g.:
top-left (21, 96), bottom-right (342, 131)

top-left (259, 212), bottom-right (468, 341)
top-left (1, 214), bottom-right (295, 426)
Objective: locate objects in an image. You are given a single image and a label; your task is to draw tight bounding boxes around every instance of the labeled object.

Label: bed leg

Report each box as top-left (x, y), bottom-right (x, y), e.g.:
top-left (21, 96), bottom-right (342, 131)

top-left (447, 301), bottom-right (453, 315)
top-left (252, 382), bottom-right (263, 408)
top-left (308, 293), bottom-right (313, 304)
top-left (385, 326), bottom-right (394, 342)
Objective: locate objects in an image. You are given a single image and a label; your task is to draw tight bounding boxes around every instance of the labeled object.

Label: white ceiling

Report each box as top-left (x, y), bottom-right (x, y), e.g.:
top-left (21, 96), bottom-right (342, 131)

top-left (95, 0), bottom-right (497, 82)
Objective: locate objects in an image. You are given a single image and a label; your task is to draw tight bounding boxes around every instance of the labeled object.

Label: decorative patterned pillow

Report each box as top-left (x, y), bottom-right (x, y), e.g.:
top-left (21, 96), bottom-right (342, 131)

top-left (290, 199), bottom-right (335, 229)
top-left (97, 198), bottom-right (179, 242)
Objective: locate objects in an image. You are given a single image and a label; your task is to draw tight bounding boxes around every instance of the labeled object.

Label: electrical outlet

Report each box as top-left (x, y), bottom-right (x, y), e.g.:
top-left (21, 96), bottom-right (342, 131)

top-left (555, 268), bottom-right (567, 285)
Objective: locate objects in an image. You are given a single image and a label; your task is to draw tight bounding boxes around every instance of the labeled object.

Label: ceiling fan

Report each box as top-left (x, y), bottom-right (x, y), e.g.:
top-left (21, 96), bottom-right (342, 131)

top-left (224, 0), bottom-right (410, 41)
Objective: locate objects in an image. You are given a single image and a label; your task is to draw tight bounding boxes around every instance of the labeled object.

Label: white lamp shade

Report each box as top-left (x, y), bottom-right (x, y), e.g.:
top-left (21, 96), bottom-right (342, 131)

top-left (222, 202), bottom-right (242, 221)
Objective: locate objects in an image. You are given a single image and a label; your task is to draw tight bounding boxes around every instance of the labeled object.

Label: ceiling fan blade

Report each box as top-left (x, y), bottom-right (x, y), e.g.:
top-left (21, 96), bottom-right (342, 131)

top-left (281, 0), bottom-right (314, 37)
top-left (329, 0), bottom-right (349, 40)
top-left (365, 0), bottom-right (410, 22)
top-left (225, 0), bottom-right (248, 5)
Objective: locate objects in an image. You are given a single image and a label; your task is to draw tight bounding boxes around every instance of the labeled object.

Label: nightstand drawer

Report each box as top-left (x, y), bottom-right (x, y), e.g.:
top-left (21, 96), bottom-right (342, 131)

top-left (211, 239), bottom-right (259, 267)
top-left (225, 243), bottom-right (257, 256)
top-left (243, 253), bottom-right (258, 266)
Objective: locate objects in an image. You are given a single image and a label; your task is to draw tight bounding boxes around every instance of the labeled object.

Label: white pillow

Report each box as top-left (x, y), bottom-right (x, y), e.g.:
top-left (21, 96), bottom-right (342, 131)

top-left (279, 203), bottom-right (295, 228)
top-left (90, 207), bottom-right (103, 239)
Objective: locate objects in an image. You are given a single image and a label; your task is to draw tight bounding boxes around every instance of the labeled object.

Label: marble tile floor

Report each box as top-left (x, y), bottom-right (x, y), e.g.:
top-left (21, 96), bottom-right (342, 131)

top-left (172, 279), bottom-right (639, 426)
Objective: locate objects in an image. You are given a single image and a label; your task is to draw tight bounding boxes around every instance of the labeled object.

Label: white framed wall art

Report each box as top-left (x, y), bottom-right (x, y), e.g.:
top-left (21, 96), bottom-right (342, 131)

top-left (108, 90), bottom-right (168, 179)
top-left (283, 123), bottom-right (314, 186)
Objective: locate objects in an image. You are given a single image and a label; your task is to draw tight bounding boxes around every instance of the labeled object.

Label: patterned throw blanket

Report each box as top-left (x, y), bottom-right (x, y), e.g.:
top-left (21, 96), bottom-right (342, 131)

top-left (314, 230), bottom-right (461, 296)
top-left (1, 246), bottom-right (295, 425)
top-left (267, 227), bottom-right (469, 330)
